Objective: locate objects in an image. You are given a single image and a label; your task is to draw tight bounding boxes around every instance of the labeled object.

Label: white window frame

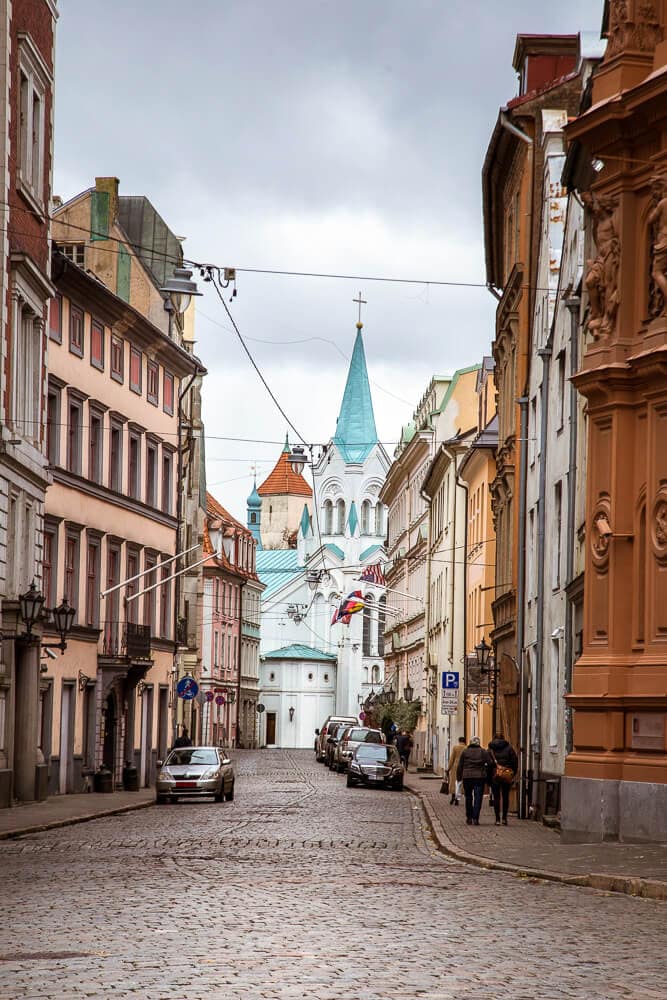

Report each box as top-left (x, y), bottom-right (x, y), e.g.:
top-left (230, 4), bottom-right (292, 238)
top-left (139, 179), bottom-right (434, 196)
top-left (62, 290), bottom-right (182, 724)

top-left (10, 279), bottom-right (44, 446)
top-left (17, 33), bottom-right (51, 213)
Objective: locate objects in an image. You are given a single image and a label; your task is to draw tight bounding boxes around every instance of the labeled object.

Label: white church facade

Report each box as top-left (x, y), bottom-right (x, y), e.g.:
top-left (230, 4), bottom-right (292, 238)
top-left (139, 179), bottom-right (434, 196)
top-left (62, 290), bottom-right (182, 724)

top-left (254, 320), bottom-right (390, 748)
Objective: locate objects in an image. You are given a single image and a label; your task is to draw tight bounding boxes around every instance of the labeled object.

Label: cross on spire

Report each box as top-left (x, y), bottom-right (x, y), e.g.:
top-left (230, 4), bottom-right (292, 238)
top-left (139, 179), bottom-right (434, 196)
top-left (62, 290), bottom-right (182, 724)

top-left (353, 291), bottom-right (367, 329)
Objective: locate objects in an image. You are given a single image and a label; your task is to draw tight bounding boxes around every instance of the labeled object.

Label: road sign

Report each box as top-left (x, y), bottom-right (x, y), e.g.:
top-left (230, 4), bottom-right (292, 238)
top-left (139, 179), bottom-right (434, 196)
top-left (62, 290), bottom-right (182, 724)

top-left (256, 703), bottom-right (265, 713)
top-left (176, 676), bottom-right (199, 700)
top-left (215, 695), bottom-right (225, 706)
top-left (442, 671), bottom-right (459, 690)
top-left (359, 712), bottom-right (366, 721)
top-left (205, 690), bottom-right (214, 702)
top-left (441, 690), bottom-right (459, 715)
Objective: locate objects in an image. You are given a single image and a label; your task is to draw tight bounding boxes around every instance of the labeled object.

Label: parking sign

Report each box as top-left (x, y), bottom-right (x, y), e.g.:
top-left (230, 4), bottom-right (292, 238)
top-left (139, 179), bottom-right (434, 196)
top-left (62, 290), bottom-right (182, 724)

top-left (442, 671), bottom-right (459, 690)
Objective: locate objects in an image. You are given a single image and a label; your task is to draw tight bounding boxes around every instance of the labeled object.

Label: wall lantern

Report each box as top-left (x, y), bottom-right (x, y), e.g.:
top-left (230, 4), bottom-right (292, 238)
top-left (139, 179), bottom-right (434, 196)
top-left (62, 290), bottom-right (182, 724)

top-left (51, 596), bottom-right (76, 653)
top-left (19, 581), bottom-right (45, 639)
top-left (403, 682), bottom-right (414, 703)
top-left (288, 706), bottom-right (295, 722)
top-left (475, 636), bottom-right (491, 670)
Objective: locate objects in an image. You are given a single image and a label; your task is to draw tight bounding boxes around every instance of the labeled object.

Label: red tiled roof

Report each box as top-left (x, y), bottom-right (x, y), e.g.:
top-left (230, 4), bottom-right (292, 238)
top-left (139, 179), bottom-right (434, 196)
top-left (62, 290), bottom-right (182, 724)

top-left (257, 450), bottom-right (312, 497)
top-left (506, 69), bottom-right (579, 111)
top-left (206, 492), bottom-right (252, 537)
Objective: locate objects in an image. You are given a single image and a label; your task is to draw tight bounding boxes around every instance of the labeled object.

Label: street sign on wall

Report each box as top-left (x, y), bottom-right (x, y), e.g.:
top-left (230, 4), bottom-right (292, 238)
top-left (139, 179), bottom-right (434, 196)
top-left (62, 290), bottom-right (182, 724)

top-left (441, 671), bottom-right (459, 689)
top-left (440, 690), bottom-right (459, 715)
top-left (176, 676), bottom-right (199, 700)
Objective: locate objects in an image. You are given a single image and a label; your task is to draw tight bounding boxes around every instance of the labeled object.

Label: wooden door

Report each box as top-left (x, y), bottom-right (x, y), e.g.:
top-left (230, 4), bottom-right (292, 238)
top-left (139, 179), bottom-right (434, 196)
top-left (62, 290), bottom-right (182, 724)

top-left (266, 712), bottom-right (276, 745)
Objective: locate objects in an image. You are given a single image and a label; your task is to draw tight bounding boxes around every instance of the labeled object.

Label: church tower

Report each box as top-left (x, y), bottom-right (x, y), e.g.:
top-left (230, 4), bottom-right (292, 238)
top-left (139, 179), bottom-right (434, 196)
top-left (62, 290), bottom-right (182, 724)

top-left (246, 478), bottom-right (262, 548)
top-left (257, 434), bottom-right (312, 549)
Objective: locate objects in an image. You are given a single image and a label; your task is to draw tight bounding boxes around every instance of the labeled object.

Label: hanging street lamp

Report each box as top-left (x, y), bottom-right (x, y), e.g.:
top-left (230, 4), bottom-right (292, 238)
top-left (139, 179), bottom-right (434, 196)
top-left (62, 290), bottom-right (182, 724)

top-left (19, 581), bottom-right (45, 639)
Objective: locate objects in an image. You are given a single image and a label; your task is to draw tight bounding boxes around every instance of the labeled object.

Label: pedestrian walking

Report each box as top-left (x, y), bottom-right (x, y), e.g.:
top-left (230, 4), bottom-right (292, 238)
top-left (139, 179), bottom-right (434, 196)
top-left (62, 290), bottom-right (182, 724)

top-left (456, 736), bottom-right (494, 825)
top-left (488, 732), bottom-right (518, 826)
top-left (172, 726), bottom-right (192, 749)
top-left (396, 730), bottom-right (413, 770)
top-left (447, 736), bottom-right (466, 805)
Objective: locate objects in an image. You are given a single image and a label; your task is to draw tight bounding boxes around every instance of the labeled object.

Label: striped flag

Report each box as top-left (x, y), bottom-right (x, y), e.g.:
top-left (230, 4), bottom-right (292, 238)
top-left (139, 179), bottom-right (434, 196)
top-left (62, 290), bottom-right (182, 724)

top-left (359, 563), bottom-right (386, 586)
top-left (331, 590), bottom-right (365, 625)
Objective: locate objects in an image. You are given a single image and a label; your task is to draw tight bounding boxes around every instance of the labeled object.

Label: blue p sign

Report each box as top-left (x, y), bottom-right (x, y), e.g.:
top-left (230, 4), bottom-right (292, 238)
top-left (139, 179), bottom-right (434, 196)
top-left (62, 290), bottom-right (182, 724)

top-left (442, 671), bottom-right (459, 689)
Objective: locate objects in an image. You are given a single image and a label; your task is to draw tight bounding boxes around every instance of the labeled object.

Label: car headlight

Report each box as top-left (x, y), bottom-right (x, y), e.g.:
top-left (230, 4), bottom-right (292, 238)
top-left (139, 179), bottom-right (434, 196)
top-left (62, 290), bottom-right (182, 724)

top-left (157, 770), bottom-right (174, 782)
top-left (199, 768), bottom-right (221, 780)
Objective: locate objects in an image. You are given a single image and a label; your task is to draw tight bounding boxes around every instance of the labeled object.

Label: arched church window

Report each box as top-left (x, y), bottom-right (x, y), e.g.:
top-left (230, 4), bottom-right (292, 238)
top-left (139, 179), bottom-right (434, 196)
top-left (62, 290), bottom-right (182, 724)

top-left (336, 498), bottom-right (346, 534)
top-left (361, 500), bottom-right (371, 535)
top-left (362, 594), bottom-right (374, 655)
top-left (374, 504), bottom-right (384, 537)
top-left (378, 595), bottom-right (386, 656)
top-left (250, 513), bottom-right (257, 524)
top-left (372, 664), bottom-right (380, 684)
top-left (323, 500), bottom-right (333, 534)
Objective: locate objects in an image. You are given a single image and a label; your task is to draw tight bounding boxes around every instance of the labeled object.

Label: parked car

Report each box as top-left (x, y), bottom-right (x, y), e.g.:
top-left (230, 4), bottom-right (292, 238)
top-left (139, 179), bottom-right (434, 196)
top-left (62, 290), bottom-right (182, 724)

top-left (156, 746), bottom-right (235, 804)
top-left (324, 723), bottom-right (350, 768)
top-left (315, 715), bottom-right (358, 761)
top-left (346, 744), bottom-right (404, 790)
top-left (332, 726), bottom-right (385, 772)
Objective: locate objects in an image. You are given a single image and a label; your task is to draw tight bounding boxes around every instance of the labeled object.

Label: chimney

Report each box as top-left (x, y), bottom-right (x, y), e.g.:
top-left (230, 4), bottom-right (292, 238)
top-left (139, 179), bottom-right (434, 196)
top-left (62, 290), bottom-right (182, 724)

top-left (94, 177), bottom-right (119, 230)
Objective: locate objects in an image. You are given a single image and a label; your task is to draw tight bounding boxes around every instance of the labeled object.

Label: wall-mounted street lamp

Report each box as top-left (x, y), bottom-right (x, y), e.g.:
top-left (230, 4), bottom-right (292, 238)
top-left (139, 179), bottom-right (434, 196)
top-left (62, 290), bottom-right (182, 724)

top-left (19, 581), bottom-right (45, 639)
top-left (386, 685), bottom-right (396, 704)
top-left (403, 682), bottom-right (414, 703)
top-left (50, 596), bottom-right (76, 653)
top-left (288, 706), bottom-right (295, 722)
top-left (475, 636), bottom-right (491, 668)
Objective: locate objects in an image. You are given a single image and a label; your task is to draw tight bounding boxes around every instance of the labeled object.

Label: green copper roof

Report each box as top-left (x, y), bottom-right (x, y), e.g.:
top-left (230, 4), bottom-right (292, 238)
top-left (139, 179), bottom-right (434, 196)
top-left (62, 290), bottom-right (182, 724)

top-left (333, 328), bottom-right (378, 464)
top-left (263, 644), bottom-right (337, 662)
top-left (282, 433), bottom-right (290, 454)
top-left (325, 542), bottom-right (345, 560)
top-left (299, 503), bottom-right (312, 537)
top-left (247, 478), bottom-right (261, 509)
top-left (359, 544), bottom-right (382, 562)
top-left (256, 549), bottom-right (301, 599)
top-left (347, 501), bottom-right (358, 536)
top-left (437, 363), bottom-right (482, 414)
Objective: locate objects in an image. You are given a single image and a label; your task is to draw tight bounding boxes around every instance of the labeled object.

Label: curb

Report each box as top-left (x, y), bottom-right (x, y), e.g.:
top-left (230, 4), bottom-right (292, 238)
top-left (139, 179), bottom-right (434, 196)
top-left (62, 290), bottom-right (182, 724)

top-left (408, 784), bottom-right (667, 902)
top-left (0, 797), bottom-right (154, 841)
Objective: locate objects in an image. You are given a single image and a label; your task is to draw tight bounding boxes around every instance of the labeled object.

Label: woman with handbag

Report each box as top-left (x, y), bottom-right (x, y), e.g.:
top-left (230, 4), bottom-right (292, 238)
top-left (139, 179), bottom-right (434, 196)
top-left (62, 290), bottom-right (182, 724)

top-left (488, 733), bottom-right (518, 826)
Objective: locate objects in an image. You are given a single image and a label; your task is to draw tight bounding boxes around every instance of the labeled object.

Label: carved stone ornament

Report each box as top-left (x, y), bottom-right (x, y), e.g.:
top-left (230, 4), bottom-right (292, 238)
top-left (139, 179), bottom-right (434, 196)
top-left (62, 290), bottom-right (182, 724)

top-left (591, 497), bottom-right (612, 569)
top-left (607, 0), bottom-right (662, 59)
top-left (648, 171), bottom-right (667, 320)
top-left (583, 192), bottom-right (621, 340)
top-left (652, 488), bottom-right (667, 563)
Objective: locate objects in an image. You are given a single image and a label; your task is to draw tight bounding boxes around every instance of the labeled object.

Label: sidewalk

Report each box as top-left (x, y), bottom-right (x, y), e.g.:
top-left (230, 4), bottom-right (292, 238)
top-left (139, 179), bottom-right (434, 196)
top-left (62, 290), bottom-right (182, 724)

top-left (405, 772), bottom-right (667, 901)
top-left (0, 788), bottom-right (155, 840)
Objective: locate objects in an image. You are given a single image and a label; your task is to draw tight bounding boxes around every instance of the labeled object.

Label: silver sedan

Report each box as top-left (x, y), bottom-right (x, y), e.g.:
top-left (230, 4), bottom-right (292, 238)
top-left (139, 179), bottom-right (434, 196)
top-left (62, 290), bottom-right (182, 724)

top-left (156, 746), bottom-right (235, 804)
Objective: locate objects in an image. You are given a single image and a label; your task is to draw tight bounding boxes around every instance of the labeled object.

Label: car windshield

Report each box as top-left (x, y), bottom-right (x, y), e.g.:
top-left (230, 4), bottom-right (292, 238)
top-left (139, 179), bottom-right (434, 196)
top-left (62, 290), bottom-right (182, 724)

top-left (166, 749), bottom-right (219, 766)
top-left (334, 725), bottom-right (348, 738)
top-left (356, 745), bottom-right (396, 762)
top-left (347, 729), bottom-right (382, 743)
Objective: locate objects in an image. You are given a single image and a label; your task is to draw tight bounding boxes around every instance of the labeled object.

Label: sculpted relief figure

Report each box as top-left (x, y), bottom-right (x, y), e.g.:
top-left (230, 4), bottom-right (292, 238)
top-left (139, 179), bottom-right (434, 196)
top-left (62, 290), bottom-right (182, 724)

top-left (648, 173), bottom-right (667, 318)
top-left (607, 0), bottom-right (661, 57)
top-left (583, 192), bottom-right (621, 338)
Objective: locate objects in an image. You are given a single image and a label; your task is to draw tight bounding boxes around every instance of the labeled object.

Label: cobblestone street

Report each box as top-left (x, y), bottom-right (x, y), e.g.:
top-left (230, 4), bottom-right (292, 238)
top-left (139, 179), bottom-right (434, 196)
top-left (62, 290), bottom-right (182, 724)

top-left (1, 750), bottom-right (665, 1000)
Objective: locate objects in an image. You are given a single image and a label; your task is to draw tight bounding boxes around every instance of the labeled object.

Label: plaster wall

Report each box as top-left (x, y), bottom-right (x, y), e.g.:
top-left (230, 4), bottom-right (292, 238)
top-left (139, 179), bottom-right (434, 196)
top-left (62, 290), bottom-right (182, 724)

top-left (259, 657), bottom-right (336, 748)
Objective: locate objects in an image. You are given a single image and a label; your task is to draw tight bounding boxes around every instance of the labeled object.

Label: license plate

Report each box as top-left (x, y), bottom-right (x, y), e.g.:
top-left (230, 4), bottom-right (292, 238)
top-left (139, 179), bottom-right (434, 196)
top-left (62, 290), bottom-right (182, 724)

top-left (175, 781), bottom-right (197, 788)
top-left (368, 774), bottom-right (382, 780)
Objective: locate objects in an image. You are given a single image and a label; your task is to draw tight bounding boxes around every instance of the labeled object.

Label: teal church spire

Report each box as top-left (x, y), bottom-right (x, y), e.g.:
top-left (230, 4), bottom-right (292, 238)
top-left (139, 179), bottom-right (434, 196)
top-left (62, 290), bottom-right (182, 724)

top-left (247, 477), bottom-right (262, 548)
top-left (333, 324), bottom-right (378, 464)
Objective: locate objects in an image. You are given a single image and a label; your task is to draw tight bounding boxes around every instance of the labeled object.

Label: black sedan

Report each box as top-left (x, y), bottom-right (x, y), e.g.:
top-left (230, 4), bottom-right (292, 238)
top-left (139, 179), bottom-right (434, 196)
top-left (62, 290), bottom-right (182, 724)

top-left (346, 744), bottom-right (404, 790)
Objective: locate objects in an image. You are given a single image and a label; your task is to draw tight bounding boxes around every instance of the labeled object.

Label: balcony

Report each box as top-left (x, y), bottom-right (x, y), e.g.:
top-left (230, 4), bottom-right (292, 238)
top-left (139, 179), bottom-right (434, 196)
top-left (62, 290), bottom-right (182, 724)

top-left (100, 620), bottom-right (152, 661)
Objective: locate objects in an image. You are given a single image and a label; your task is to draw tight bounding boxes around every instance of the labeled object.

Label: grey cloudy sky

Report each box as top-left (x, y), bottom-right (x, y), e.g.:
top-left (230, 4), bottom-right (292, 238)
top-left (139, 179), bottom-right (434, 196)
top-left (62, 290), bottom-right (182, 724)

top-left (54, 1), bottom-right (603, 520)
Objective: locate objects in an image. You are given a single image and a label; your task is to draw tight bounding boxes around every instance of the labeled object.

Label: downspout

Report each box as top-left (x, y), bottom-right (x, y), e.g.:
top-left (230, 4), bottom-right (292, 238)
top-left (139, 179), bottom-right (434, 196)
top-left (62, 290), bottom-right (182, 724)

top-left (516, 396), bottom-right (529, 819)
top-left (236, 580), bottom-right (245, 747)
top-left (419, 485), bottom-right (434, 769)
top-left (444, 444), bottom-right (469, 746)
top-left (563, 296), bottom-right (580, 756)
top-left (532, 348), bottom-right (552, 816)
top-left (173, 366), bottom-right (202, 744)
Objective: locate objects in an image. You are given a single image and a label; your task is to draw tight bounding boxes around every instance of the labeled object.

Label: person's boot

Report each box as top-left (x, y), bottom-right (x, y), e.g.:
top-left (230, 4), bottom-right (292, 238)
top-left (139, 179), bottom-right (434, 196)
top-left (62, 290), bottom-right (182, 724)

top-left (450, 793), bottom-right (456, 804)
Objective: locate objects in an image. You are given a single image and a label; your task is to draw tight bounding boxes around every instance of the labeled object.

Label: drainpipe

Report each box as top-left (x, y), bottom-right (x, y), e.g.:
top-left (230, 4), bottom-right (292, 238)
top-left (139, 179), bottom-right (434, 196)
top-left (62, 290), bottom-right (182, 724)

top-left (563, 296), bottom-right (581, 755)
top-left (443, 444), bottom-right (469, 748)
top-left (516, 396), bottom-right (529, 819)
top-left (236, 580), bottom-right (245, 747)
top-left (419, 484), bottom-right (434, 769)
top-left (531, 348), bottom-right (552, 816)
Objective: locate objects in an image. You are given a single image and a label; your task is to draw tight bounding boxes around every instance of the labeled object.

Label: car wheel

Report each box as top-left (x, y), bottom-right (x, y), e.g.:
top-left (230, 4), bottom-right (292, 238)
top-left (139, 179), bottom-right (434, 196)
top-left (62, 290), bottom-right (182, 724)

top-left (156, 794), bottom-right (168, 805)
top-left (214, 788), bottom-right (225, 803)
top-left (394, 779), bottom-right (404, 791)
top-left (225, 781), bottom-right (235, 802)
top-left (346, 774), bottom-right (356, 788)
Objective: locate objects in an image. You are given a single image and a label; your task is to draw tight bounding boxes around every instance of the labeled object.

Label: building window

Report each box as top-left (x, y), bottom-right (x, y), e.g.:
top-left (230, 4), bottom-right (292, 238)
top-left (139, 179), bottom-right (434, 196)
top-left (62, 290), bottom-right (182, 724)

top-left (111, 335), bottom-right (124, 383)
top-left (18, 39), bottom-right (48, 207)
top-left (144, 552), bottom-right (157, 635)
top-left (163, 371), bottom-right (174, 415)
top-left (374, 504), bottom-right (384, 537)
top-left (147, 361), bottom-right (159, 406)
top-left (46, 384), bottom-right (61, 466)
top-left (159, 559), bottom-right (171, 639)
top-left (557, 350), bottom-right (566, 432)
top-left (128, 431), bottom-right (141, 500)
top-left (361, 500), bottom-right (371, 535)
top-left (67, 398), bottom-right (83, 474)
top-left (323, 500), bottom-right (333, 534)
top-left (126, 549), bottom-right (140, 625)
top-left (43, 522), bottom-right (58, 608)
top-left (161, 451), bottom-right (173, 514)
top-left (88, 409), bottom-right (103, 484)
top-left (64, 530), bottom-right (80, 622)
top-left (130, 347), bottom-right (142, 394)
top-left (60, 243), bottom-right (85, 266)
top-left (553, 482), bottom-right (562, 591)
top-left (336, 499), bottom-right (345, 534)
top-left (49, 294), bottom-right (62, 343)
top-left (109, 420), bottom-right (123, 492)
top-left (362, 595), bottom-right (374, 655)
top-left (85, 537), bottom-right (101, 628)
top-left (69, 305), bottom-right (83, 357)
top-left (378, 596), bottom-right (386, 656)
top-left (91, 320), bottom-right (104, 371)
top-left (146, 441), bottom-right (158, 507)
top-left (12, 299), bottom-right (42, 444)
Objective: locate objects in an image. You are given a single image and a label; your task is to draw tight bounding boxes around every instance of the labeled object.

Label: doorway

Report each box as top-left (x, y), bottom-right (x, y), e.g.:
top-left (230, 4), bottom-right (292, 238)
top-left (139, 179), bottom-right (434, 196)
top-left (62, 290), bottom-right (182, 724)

top-left (102, 692), bottom-right (116, 776)
top-left (266, 712), bottom-right (276, 745)
top-left (59, 683), bottom-right (75, 794)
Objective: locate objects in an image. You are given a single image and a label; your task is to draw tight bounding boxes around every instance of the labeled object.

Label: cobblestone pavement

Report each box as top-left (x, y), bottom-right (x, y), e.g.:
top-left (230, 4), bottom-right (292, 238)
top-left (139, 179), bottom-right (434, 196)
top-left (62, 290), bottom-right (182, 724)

top-left (0, 750), bottom-right (665, 1000)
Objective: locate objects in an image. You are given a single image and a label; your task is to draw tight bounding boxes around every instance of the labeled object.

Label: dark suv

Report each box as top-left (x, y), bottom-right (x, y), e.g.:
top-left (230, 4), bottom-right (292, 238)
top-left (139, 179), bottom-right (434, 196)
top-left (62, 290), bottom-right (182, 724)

top-left (332, 726), bottom-right (385, 772)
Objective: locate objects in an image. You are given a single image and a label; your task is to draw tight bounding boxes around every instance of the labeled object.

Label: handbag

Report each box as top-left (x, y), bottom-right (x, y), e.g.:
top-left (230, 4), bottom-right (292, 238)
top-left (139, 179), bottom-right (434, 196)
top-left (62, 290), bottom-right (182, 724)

top-left (440, 776), bottom-right (449, 795)
top-left (495, 763), bottom-right (514, 784)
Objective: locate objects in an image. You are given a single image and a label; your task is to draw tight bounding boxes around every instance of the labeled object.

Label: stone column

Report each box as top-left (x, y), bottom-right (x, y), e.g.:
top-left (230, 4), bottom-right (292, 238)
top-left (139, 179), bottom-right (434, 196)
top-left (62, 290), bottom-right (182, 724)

top-left (13, 640), bottom-right (39, 802)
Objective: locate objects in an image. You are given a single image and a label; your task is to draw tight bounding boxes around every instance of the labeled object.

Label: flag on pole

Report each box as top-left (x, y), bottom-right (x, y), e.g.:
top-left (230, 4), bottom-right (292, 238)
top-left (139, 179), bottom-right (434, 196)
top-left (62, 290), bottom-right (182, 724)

top-left (359, 563), bottom-right (386, 586)
top-left (331, 590), bottom-right (365, 625)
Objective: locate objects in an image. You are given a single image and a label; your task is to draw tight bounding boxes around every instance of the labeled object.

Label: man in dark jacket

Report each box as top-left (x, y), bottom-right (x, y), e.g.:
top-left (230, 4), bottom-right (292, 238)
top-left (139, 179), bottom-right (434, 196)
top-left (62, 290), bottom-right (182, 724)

top-left (457, 736), bottom-right (494, 825)
top-left (173, 726), bottom-right (192, 749)
top-left (488, 733), bottom-right (518, 825)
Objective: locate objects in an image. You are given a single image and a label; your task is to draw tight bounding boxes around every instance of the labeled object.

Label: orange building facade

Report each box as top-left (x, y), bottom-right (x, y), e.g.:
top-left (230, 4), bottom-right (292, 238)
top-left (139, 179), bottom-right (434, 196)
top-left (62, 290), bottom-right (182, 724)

top-left (562, 2), bottom-right (667, 842)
